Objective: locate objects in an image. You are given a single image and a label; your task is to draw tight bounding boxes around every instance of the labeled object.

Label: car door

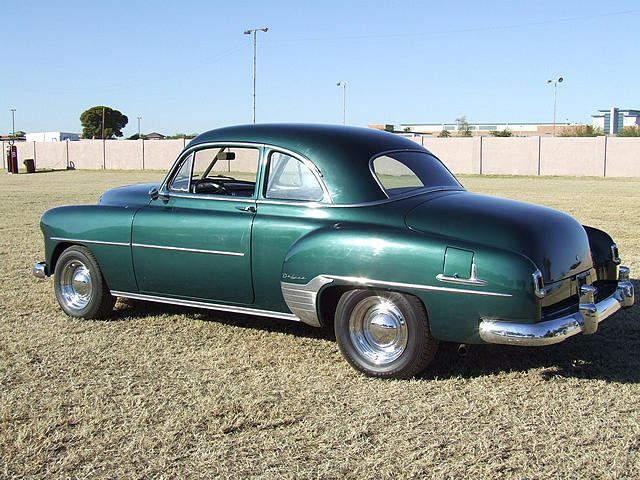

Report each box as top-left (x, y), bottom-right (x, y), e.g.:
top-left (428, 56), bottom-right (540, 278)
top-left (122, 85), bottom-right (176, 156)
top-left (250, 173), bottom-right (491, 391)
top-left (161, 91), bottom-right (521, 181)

top-left (131, 144), bottom-right (260, 304)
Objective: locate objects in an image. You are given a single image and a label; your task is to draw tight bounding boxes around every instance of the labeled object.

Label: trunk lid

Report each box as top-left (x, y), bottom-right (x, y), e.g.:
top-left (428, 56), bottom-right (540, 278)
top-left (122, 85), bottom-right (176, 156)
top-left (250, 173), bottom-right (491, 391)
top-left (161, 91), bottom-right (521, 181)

top-left (405, 191), bottom-right (592, 283)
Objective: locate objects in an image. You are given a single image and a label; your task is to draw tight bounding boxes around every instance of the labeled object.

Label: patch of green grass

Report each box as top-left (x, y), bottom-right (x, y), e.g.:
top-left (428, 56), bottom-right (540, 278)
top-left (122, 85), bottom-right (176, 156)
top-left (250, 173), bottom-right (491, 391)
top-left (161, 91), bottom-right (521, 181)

top-left (1, 170), bottom-right (639, 478)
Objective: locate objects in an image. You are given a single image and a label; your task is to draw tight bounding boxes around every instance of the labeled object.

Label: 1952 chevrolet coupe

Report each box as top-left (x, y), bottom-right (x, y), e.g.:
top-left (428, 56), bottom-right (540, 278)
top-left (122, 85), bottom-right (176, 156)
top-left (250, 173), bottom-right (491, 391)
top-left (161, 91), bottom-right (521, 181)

top-left (34, 124), bottom-right (634, 378)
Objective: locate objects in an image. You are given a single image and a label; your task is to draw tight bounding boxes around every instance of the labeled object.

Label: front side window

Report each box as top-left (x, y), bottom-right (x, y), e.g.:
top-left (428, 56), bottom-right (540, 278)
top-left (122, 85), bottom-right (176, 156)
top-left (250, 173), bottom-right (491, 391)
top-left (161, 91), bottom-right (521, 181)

top-left (168, 146), bottom-right (258, 197)
top-left (371, 151), bottom-right (462, 198)
top-left (169, 152), bottom-right (193, 191)
top-left (265, 152), bottom-right (326, 202)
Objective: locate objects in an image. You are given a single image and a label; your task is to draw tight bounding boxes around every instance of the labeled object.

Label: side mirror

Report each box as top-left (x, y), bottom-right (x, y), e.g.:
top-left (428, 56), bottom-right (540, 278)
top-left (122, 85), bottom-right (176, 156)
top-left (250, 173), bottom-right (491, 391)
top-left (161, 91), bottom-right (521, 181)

top-left (148, 186), bottom-right (169, 203)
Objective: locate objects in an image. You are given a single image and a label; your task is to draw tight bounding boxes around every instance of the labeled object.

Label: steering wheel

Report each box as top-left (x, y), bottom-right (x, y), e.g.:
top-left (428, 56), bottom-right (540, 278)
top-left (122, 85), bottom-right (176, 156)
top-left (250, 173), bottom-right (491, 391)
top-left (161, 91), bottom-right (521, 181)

top-left (195, 179), bottom-right (228, 195)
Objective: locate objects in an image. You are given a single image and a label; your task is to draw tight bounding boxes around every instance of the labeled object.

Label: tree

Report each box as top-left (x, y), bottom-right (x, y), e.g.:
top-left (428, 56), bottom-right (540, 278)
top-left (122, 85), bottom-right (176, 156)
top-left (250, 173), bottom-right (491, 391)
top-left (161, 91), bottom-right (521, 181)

top-left (455, 116), bottom-right (472, 136)
top-left (490, 129), bottom-right (512, 137)
top-left (616, 126), bottom-right (640, 137)
top-left (80, 106), bottom-right (128, 139)
top-left (127, 133), bottom-right (145, 140)
top-left (437, 129), bottom-right (450, 137)
top-left (559, 125), bottom-right (603, 137)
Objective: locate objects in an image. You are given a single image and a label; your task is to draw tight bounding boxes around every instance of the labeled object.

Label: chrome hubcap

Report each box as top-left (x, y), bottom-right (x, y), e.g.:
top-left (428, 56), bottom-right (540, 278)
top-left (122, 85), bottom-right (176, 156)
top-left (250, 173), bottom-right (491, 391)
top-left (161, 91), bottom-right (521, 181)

top-left (349, 296), bottom-right (408, 365)
top-left (59, 260), bottom-right (92, 310)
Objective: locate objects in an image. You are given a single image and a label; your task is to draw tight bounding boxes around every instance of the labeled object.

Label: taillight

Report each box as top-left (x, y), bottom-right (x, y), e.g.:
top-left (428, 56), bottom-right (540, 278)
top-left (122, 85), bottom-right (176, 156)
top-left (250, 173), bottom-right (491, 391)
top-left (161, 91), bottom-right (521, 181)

top-left (533, 270), bottom-right (545, 298)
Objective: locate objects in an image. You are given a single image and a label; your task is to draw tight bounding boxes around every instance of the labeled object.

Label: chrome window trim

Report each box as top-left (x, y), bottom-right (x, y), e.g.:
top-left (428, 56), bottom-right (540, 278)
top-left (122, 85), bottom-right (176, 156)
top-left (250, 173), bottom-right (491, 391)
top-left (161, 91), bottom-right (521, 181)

top-left (263, 147), bottom-right (333, 204)
top-left (368, 149), bottom-right (464, 200)
top-left (50, 237), bottom-right (131, 247)
top-left (131, 243), bottom-right (244, 257)
top-left (110, 291), bottom-right (300, 322)
top-left (161, 141), bottom-right (264, 195)
top-left (256, 186), bottom-right (464, 209)
top-left (163, 192), bottom-right (257, 203)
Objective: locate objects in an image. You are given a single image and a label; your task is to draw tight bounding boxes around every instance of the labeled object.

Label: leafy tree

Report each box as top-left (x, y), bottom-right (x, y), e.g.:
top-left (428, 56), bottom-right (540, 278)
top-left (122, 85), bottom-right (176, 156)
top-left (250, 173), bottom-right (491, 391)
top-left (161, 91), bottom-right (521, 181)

top-left (559, 125), bottom-right (603, 137)
top-left (165, 133), bottom-right (198, 139)
top-left (455, 116), bottom-right (472, 136)
top-left (616, 126), bottom-right (640, 137)
top-left (490, 129), bottom-right (512, 137)
top-left (80, 106), bottom-right (128, 139)
top-left (127, 133), bottom-right (145, 140)
top-left (437, 129), bottom-right (450, 137)
top-left (402, 127), bottom-right (411, 133)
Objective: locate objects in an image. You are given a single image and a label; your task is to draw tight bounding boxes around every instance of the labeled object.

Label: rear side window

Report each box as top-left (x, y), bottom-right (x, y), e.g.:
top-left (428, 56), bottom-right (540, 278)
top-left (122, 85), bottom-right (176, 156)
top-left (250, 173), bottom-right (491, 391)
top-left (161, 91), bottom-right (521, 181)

top-left (371, 151), bottom-right (461, 197)
top-left (265, 152), bottom-right (326, 202)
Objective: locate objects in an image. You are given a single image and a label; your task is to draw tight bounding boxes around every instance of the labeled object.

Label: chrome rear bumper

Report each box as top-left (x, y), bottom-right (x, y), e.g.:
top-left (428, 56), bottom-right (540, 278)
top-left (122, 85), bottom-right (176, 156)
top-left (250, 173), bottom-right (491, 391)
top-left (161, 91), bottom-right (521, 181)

top-left (479, 266), bottom-right (634, 346)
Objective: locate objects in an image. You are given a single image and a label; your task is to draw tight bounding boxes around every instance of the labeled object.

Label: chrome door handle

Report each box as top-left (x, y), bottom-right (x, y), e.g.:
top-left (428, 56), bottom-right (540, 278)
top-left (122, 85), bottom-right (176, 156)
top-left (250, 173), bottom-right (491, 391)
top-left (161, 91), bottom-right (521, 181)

top-left (235, 205), bottom-right (256, 213)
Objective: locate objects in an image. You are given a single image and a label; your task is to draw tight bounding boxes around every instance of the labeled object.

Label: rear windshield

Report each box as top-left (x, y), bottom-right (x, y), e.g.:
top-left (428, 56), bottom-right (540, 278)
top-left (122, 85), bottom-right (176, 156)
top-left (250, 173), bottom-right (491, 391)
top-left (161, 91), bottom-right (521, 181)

top-left (371, 151), bottom-right (462, 198)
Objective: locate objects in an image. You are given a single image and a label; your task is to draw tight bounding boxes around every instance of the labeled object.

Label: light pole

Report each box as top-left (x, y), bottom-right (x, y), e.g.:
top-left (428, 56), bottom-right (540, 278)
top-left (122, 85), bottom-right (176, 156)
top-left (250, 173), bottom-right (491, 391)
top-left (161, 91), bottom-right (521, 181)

top-left (137, 116), bottom-right (142, 138)
top-left (244, 27), bottom-right (269, 123)
top-left (10, 109), bottom-right (16, 138)
top-left (337, 81), bottom-right (347, 125)
top-left (547, 77), bottom-right (563, 136)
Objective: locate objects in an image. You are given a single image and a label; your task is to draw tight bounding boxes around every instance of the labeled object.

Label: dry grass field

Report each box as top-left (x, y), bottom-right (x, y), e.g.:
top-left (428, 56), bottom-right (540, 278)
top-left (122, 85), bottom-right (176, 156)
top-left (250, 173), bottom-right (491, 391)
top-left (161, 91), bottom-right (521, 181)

top-left (1, 170), bottom-right (639, 479)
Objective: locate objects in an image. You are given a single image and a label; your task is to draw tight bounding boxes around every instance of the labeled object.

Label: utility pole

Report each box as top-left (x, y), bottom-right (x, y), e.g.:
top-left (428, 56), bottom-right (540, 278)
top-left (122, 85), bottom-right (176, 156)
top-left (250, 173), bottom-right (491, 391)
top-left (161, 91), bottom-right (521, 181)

top-left (336, 81), bottom-right (347, 125)
top-left (547, 77), bottom-right (563, 136)
top-left (137, 116), bottom-right (142, 138)
top-left (101, 107), bottom-right (106, 140)
top-left (10, 109), bottom-right (16, 138)
top-left (244, 27), bottom-right (269, 123)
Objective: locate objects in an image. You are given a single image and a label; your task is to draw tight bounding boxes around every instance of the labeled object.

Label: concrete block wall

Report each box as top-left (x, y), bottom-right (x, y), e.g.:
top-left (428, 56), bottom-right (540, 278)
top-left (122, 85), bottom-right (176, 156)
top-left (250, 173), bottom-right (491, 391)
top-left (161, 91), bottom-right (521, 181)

top-left (3, 136), bottom-right (640, 177)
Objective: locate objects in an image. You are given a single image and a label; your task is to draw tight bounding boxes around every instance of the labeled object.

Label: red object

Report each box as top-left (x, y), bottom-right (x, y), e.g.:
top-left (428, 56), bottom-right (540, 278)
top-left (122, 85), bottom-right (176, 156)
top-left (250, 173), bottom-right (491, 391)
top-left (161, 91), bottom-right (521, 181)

top-left (7, 145), bottom-right (18, 173)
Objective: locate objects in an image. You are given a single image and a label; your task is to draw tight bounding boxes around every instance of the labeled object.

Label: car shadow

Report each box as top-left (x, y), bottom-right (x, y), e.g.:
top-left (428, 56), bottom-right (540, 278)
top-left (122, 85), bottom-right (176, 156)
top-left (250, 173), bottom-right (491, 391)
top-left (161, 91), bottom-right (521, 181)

top-left (421, 279), bottom-right (639, 384)
top-left (112, 297), bottom-right (335, 342)
top-left (110, 279), bottom-right (638, 383)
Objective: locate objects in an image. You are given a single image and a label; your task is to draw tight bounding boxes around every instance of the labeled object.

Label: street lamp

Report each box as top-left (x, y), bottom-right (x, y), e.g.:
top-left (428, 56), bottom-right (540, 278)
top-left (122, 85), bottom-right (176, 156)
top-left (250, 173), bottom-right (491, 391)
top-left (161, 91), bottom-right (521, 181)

top-left (10, 108), bottom-right (16, 139)
top-left (336, 81), bottom-right (347, 125)
top-left (137, 116), bottom-right (142, 138)
top-left (547, 77), bottom-right (563, 136)
top-left (244, 27), bottom-right (269, 123)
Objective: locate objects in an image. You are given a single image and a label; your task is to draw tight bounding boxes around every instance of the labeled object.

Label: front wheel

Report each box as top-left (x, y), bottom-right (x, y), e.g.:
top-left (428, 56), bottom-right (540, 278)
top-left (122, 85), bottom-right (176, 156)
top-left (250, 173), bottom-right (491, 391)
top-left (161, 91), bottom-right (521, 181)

top-left (334, 289), bottom-right (438, 379)
top-left (54, 246), bottom-right (116, 318)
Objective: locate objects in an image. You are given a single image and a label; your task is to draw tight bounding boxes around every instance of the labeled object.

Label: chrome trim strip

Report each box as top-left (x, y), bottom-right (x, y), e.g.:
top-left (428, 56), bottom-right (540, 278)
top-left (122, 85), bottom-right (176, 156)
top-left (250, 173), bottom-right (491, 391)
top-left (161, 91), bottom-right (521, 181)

top-left (436, 263), bottom-right (488, 286)
top-left (479, 268), bottom-right (634, 346)
top-left (110, 290), bottom-right (301, 322)
top-left (131, 243), bottom-right (244, 257)
top-left (50, 237), bottom-right (131, 247)
top-left (325, 274), bottom-right (511, 297)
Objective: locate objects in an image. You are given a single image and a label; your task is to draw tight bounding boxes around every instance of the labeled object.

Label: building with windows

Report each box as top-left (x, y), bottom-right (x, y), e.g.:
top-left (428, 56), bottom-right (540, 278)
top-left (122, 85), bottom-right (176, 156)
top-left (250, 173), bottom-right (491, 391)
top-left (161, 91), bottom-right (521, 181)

top-left (25, 132), bottom-right (80, 142)
top-left (399, 122), bottom-right (570, 136)
top-left (591, 108), bottom-right (640, 134)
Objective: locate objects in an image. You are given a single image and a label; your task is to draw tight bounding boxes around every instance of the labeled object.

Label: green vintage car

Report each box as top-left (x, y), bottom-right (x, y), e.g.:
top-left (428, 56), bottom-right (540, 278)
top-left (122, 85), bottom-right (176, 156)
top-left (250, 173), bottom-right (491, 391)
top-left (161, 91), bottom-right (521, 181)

top-left (34, 124), bottom-right (634, 378)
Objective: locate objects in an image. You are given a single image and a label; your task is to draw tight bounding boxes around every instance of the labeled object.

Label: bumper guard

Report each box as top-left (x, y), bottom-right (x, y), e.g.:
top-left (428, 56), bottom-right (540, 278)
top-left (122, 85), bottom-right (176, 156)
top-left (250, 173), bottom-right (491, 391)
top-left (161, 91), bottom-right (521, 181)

top-left (479, 266), bottom-right (634, 346)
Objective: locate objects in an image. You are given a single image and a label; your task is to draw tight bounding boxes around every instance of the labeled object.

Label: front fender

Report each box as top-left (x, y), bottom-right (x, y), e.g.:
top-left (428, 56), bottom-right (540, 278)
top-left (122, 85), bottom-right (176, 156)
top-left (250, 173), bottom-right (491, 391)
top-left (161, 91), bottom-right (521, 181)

top-left (40, 205), bottom-right (138, 292)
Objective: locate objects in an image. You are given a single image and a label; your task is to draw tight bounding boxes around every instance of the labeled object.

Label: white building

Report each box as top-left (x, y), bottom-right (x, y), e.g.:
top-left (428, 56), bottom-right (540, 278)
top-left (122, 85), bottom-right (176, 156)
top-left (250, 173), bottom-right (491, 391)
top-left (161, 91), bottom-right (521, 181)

top-left (399, 122), bottom-right (569, 136)
top-left (25, 132), bottom-right (81, 142)
top-left (591, 108), bottom-right (640, 134)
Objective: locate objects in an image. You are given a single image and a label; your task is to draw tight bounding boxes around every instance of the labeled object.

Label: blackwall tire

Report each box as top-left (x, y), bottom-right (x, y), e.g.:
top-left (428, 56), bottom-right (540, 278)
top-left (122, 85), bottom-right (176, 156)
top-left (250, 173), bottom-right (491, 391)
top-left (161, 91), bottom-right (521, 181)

top-left (334, 289), bottom-right (438, 379)
top-left (53, 246), bottom-right (116, 319)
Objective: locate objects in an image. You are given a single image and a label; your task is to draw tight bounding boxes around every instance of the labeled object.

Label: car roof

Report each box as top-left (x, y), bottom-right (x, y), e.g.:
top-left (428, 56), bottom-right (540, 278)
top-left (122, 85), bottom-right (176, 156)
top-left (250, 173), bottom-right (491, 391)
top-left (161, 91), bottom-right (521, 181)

top-left (187, 123), bottom-right (433, 204)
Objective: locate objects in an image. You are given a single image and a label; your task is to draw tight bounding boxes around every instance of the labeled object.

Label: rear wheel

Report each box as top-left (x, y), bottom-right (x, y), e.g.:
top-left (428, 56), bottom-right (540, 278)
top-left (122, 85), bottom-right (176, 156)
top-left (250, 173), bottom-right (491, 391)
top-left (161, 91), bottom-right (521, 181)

top-left (334, 289), bottom-right (438, 379)
top-left (54, 246), bottom-right (116, 318)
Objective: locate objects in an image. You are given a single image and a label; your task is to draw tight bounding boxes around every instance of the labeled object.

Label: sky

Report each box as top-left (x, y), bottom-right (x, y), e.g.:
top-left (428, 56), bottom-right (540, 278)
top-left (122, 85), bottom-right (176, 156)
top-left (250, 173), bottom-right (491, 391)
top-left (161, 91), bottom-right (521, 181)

top-left (1, 0), bottom-right (638, 138)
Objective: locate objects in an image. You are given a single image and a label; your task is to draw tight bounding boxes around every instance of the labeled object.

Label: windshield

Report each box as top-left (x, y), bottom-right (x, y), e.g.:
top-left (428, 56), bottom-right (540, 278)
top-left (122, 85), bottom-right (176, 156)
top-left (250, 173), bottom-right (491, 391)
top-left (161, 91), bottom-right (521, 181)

top-left (371, 151), bottom-right (462, 198)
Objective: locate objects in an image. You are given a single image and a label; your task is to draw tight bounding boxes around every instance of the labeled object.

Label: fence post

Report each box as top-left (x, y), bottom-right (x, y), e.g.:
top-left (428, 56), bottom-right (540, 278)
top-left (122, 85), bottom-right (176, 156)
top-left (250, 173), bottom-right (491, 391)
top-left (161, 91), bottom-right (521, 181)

top-left (537, 135), bottom-right (541, 176)
top-left (142, 138), bottom-right (145, 170)
top-left (603, 135), bottom-right (608, 177)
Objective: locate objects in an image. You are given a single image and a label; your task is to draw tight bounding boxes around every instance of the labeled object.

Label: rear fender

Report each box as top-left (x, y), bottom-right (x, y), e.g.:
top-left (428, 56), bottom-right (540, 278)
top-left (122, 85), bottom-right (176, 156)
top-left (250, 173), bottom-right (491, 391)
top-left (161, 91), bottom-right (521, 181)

top-left (281, 224), bottom-right (538, 342)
